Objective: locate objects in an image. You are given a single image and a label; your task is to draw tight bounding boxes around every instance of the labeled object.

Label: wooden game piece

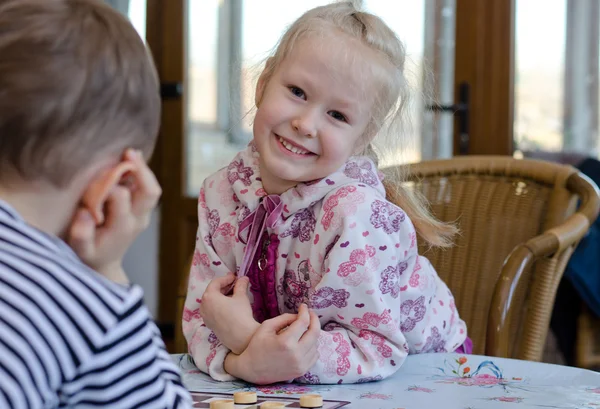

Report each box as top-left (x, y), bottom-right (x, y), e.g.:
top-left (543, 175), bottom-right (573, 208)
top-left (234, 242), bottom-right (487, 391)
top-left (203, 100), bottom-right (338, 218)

top-left (299, 394), bottom-right (323, 408)
top-left (233, 391), bottom-right (257, 404)
top-left (260, 402), bottom-right (285, 408)
top-left (209, 399), bottom-right (234, 409)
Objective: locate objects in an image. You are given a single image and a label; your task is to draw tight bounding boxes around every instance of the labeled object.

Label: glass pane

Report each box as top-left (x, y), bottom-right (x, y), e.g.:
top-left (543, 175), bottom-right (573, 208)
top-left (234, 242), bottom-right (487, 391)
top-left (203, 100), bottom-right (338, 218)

top-left (514, 0), bottom-right (566, 154)
top-left (363, 0), bottom-right (456, 164)
top-left (514, 0), bottom-right (600, 159)
top-left (185, 0), bottom-right (457, 196)
top-left (187, 1), bottom-right (218, 126)
top-left (185, 1), bottom-right (225, 196)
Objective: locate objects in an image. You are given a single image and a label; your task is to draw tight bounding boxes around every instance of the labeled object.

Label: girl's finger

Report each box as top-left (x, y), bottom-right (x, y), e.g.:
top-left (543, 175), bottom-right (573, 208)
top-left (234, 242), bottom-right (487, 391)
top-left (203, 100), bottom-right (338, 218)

top-left (262, 313), bottom-right (300, 334)
top-left (205, 273), bottom-right (236, 293)
top-left (232, 277), bottom-right (249, 297)
top-left (280, 304), bottom-right (311, 342)
top-left (299, 309), bottom-right (321, 349)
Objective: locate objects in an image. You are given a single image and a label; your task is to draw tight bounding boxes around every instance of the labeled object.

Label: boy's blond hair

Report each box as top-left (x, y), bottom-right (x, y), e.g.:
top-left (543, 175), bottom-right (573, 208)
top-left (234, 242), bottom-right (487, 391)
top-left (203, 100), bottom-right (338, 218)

top-left (0, 0), bottom-right (160, 187)
top-left (258, 1), bottom-right (457, 247)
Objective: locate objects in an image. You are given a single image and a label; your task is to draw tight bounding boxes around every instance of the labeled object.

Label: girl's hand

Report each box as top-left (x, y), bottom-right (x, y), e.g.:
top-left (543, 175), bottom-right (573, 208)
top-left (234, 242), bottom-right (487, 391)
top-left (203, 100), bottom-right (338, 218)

top-left (200, 274), bottom-right (259, 355)
top-left (224, 304), bottom-right (320, 385)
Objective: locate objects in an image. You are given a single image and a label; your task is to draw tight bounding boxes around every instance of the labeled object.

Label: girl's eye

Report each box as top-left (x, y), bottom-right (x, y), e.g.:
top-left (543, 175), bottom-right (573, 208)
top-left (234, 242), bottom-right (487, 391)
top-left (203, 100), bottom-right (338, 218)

top-left (329, 111), bottom-right (347, 122)
top-left (289, 86), bottom-right (305, 99)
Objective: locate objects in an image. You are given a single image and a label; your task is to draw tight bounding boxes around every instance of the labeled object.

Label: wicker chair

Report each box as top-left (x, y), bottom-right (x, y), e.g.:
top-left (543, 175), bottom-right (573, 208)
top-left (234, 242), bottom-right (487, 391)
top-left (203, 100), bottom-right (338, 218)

top-left (382, 156), bottom-right (600, 361)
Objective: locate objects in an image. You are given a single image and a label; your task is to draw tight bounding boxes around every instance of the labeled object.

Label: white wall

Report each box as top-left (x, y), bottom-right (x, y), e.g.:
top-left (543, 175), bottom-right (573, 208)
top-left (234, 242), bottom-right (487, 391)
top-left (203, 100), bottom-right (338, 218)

top-left (123, 207), bottom-right (160, 317)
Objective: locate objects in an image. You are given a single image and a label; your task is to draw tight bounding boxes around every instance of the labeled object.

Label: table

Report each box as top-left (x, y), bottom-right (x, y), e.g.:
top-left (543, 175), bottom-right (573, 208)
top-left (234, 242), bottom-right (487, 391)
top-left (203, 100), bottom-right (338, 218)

top-left (172, 353), bottom-right (600, 408)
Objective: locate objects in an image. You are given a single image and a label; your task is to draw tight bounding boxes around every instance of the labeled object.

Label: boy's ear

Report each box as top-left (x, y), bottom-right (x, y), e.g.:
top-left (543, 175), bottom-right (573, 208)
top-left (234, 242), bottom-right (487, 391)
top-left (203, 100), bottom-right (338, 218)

top-left (255, 57), bottom-right (274, 108)
top-left (81, 161), bottom-right (136, 225)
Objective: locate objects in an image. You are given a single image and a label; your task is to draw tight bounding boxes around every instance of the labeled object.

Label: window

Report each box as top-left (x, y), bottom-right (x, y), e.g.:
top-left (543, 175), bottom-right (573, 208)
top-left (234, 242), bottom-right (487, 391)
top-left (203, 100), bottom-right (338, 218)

top-left (514, 0), bottom-right (600, 157)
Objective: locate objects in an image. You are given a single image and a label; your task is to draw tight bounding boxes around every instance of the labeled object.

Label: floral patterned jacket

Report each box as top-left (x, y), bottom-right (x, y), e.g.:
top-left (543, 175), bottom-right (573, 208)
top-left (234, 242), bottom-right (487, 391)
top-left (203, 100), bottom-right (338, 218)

top-left (183, 143), bottom-right (468, 384)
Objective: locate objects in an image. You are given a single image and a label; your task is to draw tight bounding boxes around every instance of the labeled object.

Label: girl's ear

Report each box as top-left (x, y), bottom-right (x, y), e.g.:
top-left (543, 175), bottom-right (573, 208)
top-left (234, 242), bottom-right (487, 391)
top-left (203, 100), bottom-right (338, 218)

top-left (255, 58), bottom-right (275, 108)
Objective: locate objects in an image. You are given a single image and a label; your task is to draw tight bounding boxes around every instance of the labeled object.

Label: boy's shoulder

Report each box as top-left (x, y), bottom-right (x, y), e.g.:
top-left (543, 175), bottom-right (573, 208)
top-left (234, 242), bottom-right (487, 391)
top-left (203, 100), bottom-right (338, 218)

top-left (0, 212), bottom-right (189, 408)
top-left (0, 208), bottom-right (143, 331)
top-left (0, 212), bottom-right (157, 396)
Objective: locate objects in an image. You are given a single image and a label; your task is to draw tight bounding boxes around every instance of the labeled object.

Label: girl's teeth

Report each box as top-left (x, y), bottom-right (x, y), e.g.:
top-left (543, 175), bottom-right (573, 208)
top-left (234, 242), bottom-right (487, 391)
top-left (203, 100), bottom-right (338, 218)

top-left (279, 137), bottom-right (309, 154)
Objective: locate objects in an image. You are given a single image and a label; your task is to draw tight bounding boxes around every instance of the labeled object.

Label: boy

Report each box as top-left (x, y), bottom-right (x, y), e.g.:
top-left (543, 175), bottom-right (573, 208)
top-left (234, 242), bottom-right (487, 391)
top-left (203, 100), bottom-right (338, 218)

top-left (0, 0), bottom-right (192, 407)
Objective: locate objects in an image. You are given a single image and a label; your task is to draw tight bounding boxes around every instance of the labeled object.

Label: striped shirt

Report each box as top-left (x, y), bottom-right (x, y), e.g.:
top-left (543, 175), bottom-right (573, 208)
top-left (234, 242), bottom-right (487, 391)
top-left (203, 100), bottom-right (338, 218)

top-left (0, 201), bottom-right (192, 408)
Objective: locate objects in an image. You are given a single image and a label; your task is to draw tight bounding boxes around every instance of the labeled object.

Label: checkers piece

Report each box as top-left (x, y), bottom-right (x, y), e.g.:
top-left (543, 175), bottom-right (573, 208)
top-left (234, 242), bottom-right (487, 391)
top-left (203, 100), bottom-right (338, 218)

top-left (233, 391), bottom-right (257, 404)
top-left (260, 402), bottom-right (286, 408)
top-left (300, 394), bottom-right (324, 408)
top-left (209, 399), bottom-right (234, 409)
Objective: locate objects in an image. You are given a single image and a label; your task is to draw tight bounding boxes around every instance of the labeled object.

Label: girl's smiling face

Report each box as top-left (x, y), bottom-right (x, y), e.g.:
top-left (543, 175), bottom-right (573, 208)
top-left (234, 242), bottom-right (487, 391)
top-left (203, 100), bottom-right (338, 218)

top-left (253, 35), bottom-right (380, 195)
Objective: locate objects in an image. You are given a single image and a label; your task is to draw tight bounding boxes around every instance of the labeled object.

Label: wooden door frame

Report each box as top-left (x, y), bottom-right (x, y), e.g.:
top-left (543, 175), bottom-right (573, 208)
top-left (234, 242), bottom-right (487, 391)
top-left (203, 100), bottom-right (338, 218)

top-left (148, 0), bottom-right (517, 348)
top-left (146, 0), bottom-right (192, 332)
top-left (454, 0), bottom-right (515, 156)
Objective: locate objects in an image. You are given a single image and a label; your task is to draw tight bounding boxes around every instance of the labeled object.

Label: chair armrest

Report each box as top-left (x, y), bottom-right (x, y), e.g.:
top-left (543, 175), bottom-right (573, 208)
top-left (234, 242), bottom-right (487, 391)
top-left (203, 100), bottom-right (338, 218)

top-left (487, 243), bottom-right (538, 357)
top-left (567, 172), bottom-right (600, 223)
top-left (486, 171), bottom-right (600, 359)
top-left (486, 232), bottom-right (559, 357)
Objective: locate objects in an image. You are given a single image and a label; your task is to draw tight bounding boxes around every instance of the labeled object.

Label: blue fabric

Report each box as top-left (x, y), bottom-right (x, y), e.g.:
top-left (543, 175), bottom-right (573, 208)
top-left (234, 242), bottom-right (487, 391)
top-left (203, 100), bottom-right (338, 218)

top-left (564, 158), bottom-right (600, 318)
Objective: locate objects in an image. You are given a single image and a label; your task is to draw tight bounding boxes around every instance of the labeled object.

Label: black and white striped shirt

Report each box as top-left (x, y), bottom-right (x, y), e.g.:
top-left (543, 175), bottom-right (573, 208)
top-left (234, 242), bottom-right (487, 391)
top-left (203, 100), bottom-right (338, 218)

top-left (0, 201), bottom-right (192, 408)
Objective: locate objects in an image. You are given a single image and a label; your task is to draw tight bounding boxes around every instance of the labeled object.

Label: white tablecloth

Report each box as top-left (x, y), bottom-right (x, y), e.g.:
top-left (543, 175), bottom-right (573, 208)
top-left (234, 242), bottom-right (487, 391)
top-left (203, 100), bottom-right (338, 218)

top-left (172, 353), bottom-right (600, 408)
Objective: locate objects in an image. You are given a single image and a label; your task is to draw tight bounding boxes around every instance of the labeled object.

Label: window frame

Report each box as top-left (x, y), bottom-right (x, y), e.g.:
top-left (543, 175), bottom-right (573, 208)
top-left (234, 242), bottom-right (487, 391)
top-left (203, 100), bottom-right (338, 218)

top-left (562, 0), bottom-right (600, 154)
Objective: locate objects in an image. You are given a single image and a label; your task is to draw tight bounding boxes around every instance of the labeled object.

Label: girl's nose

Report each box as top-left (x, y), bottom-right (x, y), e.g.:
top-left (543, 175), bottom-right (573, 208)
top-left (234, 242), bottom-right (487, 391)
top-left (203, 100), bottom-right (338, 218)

top-left (292, 112), bottom-right (318, 138)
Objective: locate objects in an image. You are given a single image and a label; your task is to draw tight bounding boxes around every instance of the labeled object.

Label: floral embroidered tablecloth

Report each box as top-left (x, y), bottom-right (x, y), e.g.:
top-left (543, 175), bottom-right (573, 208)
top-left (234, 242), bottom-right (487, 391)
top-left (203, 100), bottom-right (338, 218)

top-left (172, 353), bottom-right (600, 408)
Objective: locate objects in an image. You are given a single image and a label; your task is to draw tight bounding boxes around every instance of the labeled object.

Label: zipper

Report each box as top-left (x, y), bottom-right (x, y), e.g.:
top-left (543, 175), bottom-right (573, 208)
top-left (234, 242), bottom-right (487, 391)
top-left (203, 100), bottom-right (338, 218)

top-left (257, 235), bottom-right (271, 271)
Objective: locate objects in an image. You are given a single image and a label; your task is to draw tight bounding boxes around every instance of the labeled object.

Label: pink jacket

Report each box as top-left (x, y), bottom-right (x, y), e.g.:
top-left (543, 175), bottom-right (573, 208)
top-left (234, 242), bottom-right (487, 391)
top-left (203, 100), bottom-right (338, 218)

top-left (183, 143), bottom-right (468, 384)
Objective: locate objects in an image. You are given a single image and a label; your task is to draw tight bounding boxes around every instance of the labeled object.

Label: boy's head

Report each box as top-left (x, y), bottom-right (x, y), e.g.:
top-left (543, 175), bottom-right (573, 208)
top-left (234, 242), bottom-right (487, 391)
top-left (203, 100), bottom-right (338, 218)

top-left (0, 0), bottom-right (160, 188)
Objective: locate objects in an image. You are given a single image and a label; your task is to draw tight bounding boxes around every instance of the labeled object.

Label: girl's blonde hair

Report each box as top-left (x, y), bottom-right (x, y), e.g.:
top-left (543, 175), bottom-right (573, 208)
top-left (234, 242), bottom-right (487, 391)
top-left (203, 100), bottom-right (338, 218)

top-left (258, 1), bottom-right (457, 248)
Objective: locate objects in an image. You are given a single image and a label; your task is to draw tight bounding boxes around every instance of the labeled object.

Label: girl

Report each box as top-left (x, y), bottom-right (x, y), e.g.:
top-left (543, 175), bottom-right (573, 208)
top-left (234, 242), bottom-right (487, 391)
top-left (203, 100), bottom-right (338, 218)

top-left (183, 1), bottom-right (470, 385)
